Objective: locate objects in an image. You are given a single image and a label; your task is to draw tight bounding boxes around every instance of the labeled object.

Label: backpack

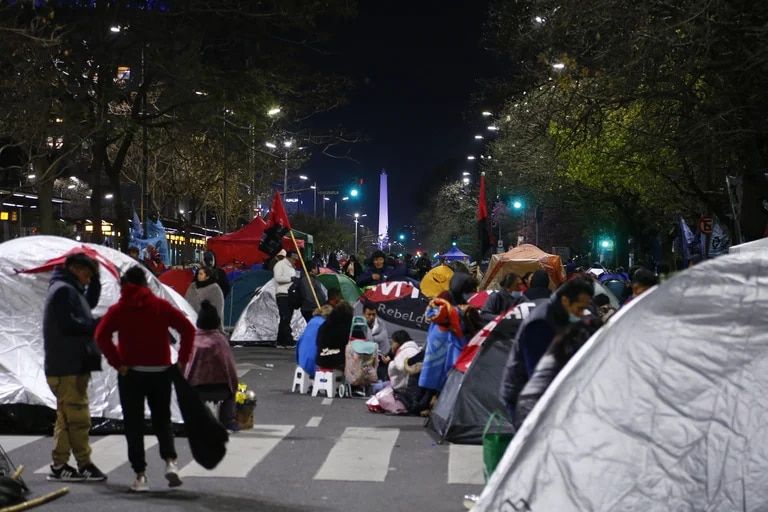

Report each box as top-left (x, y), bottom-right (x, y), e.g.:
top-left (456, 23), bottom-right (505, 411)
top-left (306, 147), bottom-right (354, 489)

top-left (287, 278), bottom-right (302, 310)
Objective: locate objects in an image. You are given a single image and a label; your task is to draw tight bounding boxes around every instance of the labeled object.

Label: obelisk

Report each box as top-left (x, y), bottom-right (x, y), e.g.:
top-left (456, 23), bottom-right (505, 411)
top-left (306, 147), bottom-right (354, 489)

top-left (378, 170), bottom-right (389, 249)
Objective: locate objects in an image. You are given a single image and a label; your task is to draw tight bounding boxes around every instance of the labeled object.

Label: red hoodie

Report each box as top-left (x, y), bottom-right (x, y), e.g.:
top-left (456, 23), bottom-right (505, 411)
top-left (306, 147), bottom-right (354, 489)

top-left (95, 284), bottom-right (195, 368)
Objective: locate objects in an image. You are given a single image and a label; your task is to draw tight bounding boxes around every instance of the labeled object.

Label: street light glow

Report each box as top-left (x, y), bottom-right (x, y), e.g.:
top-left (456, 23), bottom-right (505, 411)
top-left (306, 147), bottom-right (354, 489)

top-left (104, 193), bottom-right (114, 200)
top-left (299, 175), bottom-right (308, 180)
top-left (467, 155), bottom-right (476, 160)
top-left (512, 200), bottom-right (523, 209)
top-left (27, 174), bottom-right (35, 179)
top-left (267, 107), bottom-right (281, 116)
top-left (487, 125), bottom-right (499, 131)
top-left (354, 212), bottom-right (360, 218)
top-left (552, 62), bottom-right (566, 70)
top-left (474, 135), bottom-right (484, 140)
top-left (462, 171), bottom-right (471, 176)
top-left (462, 177), bottom-right (470, 185)
top-left (482, 111), bottom-right (492, 117)
top-left (283, 140), bottom-right (293, 148)
top-left (310, 185), bottom-right (316, 189)
top-left (110, 25), bottom-right (121, 33)
top-left (349, 188), bottom-right (359, 197)
top-left (265, 142), bottom-right (277, 149)
top-left (323, 197), bottom-right (330, 201)
top-left (342, 196), bottom-right (349, 201)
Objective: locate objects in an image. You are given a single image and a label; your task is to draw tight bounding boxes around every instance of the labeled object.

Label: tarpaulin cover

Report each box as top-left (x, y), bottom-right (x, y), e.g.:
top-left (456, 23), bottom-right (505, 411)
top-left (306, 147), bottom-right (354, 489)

top-left (0, 236), bottom-right (195, 426)
top-left (206, 217), bottom-right (302, 266)
top-left (480, 244), bottom-right (564, 291)
top-left (355, 281), bottom-right (429, 344)
top-left (229, 279), bottom-right (306, 345)
top-left (429, 303), bottom-right (534, 445)
top-left (476, 251), bottom-right (768, 511)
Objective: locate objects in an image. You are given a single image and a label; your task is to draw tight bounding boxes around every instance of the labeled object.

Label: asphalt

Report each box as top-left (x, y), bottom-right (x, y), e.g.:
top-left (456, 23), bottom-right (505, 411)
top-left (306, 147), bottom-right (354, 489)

top-left (2, 347), bottom-right (483, 512)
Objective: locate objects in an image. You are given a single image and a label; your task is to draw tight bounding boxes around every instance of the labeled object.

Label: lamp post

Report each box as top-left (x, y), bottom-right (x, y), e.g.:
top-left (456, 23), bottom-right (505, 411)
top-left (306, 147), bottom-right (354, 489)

top-left (354, 212), bottom-right (360, 255)
top-left (311, 182), bottom-right (317, 215)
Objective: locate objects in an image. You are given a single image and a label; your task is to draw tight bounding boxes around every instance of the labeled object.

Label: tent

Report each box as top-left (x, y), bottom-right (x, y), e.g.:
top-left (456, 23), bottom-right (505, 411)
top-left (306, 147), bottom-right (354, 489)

top-left (440, 246), bottom-right (470, 262)
top-left (223, 269), bottom-right (273, 329)
top-left (476, 251), bottom-right (768, 511)
top-left (428, 300), bottom-right (542, 445)
top-left (158, 267), bottom-right (194, 297)
top-left (316, 273), bottom-right (361, 304)
top-left (480, 244), bottom-right (564, 291)
top-left (729, 236), bottom-right (768, 254)
top-left (0, 236), bottom-right (194, 432)
top-left (419, 264), bottom-right (454, 299)
top-left (354, 281), bottom-right (430, 344)
top-left (229, 279), bottom-right (306, 345)
top-left (206, 217), bottom-right (302, 266)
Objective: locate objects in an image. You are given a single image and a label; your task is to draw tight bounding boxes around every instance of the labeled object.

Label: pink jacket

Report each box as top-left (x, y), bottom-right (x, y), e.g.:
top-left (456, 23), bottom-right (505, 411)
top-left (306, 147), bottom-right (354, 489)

top-left (184, 329), bottom-right (238, 392)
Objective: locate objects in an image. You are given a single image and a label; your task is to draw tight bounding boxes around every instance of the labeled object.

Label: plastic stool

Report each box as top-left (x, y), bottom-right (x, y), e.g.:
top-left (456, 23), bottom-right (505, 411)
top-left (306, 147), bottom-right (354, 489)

top-left (312, 368), bottom-right (344, 398)
top-left (292, 366), bottom-right (312, 394)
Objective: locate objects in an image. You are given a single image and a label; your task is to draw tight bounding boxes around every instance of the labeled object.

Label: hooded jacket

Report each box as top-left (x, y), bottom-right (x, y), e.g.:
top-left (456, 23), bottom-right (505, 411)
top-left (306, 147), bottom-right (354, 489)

top-left (43, 267), bottom-right (102, 376)
top-left (315, 306), bottom-right (353, 370)
top-left (95, 283), bottom-right (195, 368)
top-left (185, 279), bottom-right (225, 321)
top-left (273, 257), bottom-right (297, 294)
top-left (388, 340), bottom-right (420, 390)
top-left (366, 317), bottom-right (390, 355)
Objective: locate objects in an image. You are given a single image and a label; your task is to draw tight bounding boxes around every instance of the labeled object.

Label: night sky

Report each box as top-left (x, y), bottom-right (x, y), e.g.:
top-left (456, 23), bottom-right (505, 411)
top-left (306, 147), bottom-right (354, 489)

top-left (303, 0), bottom-right (491, 233)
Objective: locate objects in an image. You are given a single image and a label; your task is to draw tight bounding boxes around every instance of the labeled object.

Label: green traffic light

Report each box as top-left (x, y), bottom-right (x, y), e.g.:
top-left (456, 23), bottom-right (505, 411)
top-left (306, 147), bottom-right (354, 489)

top-left (398, 234), bottom-right (405, 240)
top-left (452, 241), bottom-right (457, 246)
top-left (349, 188), bottom-right (359, 198)
top-left (600, 239), bottom-right (613, 249)
top-left (512, 199), bottom-right (523, 210)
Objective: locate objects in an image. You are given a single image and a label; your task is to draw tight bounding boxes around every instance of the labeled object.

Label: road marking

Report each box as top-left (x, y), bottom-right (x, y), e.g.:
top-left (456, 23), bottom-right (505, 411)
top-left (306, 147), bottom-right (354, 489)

top-left (447, 444), bottom-right (484, 485)
top-left (180, 424), bottom-right (293, 478)
top-left (237, 368), bottom-right (250, 378)
top-left (305, 416), bottom-right (322, 428)
top-left (0, 435), bottom-right (42, 452)
top-left (314, 427), bottom-right (399, 482)
top-left (34, 435), bottom-right (158, 475)
top-left (321, 398), bottom-right (333, 406)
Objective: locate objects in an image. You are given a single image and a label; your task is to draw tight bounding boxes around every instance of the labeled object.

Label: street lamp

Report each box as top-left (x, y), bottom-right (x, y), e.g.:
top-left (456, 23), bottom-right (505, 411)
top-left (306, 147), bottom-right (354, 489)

top-left (354, 213), bottom-right (360, 255)
top-left (267, 106), bottom-right (281, 116)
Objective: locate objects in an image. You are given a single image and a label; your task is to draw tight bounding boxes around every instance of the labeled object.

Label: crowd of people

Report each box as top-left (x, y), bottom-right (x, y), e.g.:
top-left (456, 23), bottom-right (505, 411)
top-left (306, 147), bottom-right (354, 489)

top-left (40, 242), bottom-right (661, 494)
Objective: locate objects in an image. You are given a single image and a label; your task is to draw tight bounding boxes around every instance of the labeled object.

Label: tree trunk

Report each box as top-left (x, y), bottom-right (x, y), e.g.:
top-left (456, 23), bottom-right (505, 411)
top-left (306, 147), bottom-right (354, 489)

top-left (36, 165), bottom-right (54, 235)
top-left (89, 138), bottom-right (105, 244)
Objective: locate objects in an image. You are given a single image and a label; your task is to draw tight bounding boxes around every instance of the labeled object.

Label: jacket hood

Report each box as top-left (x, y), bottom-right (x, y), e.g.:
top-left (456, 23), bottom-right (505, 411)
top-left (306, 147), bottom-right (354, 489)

top-left (120, 283), bottom-right (154, 308)
top-left (50, 266), bottom-right (84, 292)
top-left (449, 272), bottom-right (477, 305)
top-left (398, 340), bottom-right (419, 353)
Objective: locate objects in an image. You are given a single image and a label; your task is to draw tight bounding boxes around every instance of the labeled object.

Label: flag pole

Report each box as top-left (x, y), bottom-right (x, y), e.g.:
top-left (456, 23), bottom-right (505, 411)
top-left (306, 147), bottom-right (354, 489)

top-left (290, 230), bottom-right (322, 310)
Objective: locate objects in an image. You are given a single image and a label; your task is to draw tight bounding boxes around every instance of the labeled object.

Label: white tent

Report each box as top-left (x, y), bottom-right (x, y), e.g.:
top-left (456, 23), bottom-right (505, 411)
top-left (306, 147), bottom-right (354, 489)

top-left (0, 236), bottom-right (195, 423)
top-left (477, 250), bottom-right (768, 511)
top-left (230, 279), bottom-right (305, 345)
top-left (729, 236), bottom-right (768, 255)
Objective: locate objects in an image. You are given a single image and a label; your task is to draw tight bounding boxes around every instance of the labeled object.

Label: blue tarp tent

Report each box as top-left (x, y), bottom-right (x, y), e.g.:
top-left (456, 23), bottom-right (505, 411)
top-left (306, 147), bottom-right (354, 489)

top-left (440, 246), bottom-right (471, 262)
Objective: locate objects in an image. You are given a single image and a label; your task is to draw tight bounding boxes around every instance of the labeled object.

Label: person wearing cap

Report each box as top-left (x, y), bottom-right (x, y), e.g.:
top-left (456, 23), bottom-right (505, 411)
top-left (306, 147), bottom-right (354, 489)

top-left (42, 253), bottom-right (107, 482)
top-left (273, 249), bottom-right (298, 347)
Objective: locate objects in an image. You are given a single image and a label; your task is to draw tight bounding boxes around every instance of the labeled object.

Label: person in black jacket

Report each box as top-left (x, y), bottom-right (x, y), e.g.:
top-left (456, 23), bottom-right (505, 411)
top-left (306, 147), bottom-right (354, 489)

top-left (203, 251), bottom-right (230, 298)
top-left (522, 269), bottom-right (552, 301)
top-left (298, 261), bottom-right (328, 321)
top-left (315, 301), bottom-right (353, 370)
top-left (42, 253), bottom-right (107, 482)
top-left (481, 272), bottom-right (524, 322)
top-left (356, 250), bottom-right (406, 288)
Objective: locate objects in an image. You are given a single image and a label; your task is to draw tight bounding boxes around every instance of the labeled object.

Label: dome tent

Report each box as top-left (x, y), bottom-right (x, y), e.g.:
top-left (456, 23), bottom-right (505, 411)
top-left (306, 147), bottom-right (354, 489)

top-left (0, 236), bottom-right (194, 432)
top-left (479, 244), bottom-right (564, 291)
top-left (476, 251), bottom-right (768, 511)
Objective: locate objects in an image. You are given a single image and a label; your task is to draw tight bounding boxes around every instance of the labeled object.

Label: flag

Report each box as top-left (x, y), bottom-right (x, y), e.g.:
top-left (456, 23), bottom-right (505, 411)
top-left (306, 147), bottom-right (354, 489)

top-left (259, 191), bottom-right (292, 257)
top-left (477, 173), bottom-right (493, 260)
top-left (130, 207), bottom-right (143, 240)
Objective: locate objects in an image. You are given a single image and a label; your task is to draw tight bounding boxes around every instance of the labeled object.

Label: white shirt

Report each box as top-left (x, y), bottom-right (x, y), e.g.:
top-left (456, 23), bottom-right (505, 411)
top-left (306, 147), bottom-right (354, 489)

top-left (273, 258), bottom-right (297, 294)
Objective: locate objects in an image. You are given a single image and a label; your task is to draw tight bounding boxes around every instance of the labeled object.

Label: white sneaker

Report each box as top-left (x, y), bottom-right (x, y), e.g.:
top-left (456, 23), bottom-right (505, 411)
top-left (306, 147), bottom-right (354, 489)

top-left (130, 474), bottom-right (149, 493)
top-left (165, 461), bottom-right (182, 488)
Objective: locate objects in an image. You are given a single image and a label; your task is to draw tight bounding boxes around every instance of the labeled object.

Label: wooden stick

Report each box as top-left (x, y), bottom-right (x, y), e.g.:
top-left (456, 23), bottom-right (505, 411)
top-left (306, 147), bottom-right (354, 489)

top-left (290, 230), bottom-right (322, 309)
top-left (0, 487), bottom-right (69, 512)
top-left (10, 466), bottom-right (23, 481)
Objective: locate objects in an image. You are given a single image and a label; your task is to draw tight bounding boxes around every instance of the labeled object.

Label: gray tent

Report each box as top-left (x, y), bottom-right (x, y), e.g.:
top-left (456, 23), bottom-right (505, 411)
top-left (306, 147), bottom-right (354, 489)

top-left (428, 302), bottom-right (540, 444)
top-left (476, 251), bottom-right (768, 511)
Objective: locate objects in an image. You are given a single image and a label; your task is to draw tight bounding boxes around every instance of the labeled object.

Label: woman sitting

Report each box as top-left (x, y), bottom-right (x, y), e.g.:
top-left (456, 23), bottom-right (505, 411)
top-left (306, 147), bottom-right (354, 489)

top-left (315, 302), bottom-right (353, 371)
top-left (296, 305), bottom-right (332, 378)
top-left (386, 330), bottom-right (421, 390)
top-left (184, 300), bottom-right (239, 431)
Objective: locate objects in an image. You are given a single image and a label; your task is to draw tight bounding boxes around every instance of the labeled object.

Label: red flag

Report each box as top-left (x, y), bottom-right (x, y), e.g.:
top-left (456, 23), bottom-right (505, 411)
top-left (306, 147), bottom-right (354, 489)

top-left (477, 173), bottom-right (493, 259)
top-left (267, 191), bottom-right (291, 230)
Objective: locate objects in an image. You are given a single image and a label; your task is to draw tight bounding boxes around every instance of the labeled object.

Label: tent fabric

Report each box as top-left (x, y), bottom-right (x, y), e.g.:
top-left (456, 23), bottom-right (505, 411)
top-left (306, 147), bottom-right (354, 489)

top-left (419, 264), bottom-right (454, 299)
top-left (223, 269), bottom-right (273, 328)
top-left (316, 273), bottom-right (361, 304)
top-left (440, 246), bottom-right (470, 261)
top-left (480, 244), bottom-right (564, 291)
top-left (229, 279), bottom-right (306, 345)
top-left (158, 268), bottom-right (194, 297)
top-left (206, 217), bottom-right (303, 266)
top-left (354, 281), bottom-right (430, 344)
top-left (0, 236), bottom-right (194, 425)
top-left (476, 251), bottom-right (768, 511)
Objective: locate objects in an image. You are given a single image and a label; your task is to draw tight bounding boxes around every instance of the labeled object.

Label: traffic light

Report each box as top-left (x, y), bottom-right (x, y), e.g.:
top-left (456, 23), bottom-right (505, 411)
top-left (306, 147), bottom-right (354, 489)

top-left (398, 233), bottom-right (405, 241)
top-left (599, 237), bottom-right (614, 249)
top-left (349, 187), bottom-right (359, 198)
top-left (511, 198), bottom-right (524, 210)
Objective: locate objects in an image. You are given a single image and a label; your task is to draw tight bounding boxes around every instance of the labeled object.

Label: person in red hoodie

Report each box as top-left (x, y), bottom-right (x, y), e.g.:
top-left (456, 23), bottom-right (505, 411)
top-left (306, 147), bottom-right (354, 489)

top-left (95, 266), bottom-right (195, 493)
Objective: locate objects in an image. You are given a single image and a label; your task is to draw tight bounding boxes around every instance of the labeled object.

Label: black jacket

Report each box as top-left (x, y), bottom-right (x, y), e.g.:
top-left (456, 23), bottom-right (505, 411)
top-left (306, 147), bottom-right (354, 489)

top-left (43, 267), bottom-right (101, 376)
top-left (209, 266), bottom-right (231, 298)
top-left (315, 306), bottom-right (353, 370)
top-left (480, 290), bottom-right (524, 323)
top-left (298, 272), bottom-right (327, 313)
top-left (356, 263), bottom-right (407, 288)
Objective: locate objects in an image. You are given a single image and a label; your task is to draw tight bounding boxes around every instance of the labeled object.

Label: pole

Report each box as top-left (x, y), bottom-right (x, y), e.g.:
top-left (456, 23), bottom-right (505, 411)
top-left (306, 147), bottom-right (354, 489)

top-left (290, 230), bottom-right (321, 309)
top-left (354, 219), bottom-right (359, 255)
top-left (322, 195), bottom-right (326, 218)
top-left (283, 150), bottom-right (288, 196)
top-left (313, 182), bottom-right (317, 216)
top-left (334, 201), bottom-right (338, 220)
top-left (141, 44), bottom-right (148, 236)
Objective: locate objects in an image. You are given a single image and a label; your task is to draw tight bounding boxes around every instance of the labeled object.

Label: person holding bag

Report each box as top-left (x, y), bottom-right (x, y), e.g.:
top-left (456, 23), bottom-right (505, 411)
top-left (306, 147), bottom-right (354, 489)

top-left (95, 266), bottom-right (196, 493)
top-left (42, 253), bottom-right (107, 483)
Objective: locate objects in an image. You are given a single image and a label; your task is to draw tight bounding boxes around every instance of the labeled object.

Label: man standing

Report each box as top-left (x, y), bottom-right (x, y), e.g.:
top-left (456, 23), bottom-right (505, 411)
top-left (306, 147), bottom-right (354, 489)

top-left (95, 266), bottom-right (196, 492)
top-left (500, 277), bottom-right (594, 420)
top-left (273, 249), bottom-right (298, 347)
top-left (43, 253), bottom-right (107, 482)
top-left (298, 261), bottom-right (327, 322)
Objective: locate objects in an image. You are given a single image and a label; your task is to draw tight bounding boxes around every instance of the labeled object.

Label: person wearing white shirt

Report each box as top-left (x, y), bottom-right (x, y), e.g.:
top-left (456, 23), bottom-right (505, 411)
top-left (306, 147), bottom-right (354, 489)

top-left (273, 249), bottom-right (298, 347)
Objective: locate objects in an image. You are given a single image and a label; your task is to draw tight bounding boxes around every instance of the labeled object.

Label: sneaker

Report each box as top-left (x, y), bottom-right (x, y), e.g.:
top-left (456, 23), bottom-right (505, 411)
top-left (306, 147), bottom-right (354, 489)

top-left (164, 461), bottom-right (182, 488)
top-left (130, 474), bottom-right (149, 493)
top-left (47, 463), bottom-right (85, 482)
top-left (79, 463), bottom-right (107, 482)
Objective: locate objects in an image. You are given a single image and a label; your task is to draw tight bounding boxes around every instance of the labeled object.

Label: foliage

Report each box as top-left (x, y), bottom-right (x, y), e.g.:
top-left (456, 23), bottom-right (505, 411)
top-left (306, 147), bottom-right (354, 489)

top-left (417, 180), bottom-right (478, 257)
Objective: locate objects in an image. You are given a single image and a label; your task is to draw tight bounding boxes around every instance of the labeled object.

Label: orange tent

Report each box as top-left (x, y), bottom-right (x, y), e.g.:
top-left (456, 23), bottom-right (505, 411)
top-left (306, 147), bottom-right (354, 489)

top-left (480, 244), bottom-right (565, 290)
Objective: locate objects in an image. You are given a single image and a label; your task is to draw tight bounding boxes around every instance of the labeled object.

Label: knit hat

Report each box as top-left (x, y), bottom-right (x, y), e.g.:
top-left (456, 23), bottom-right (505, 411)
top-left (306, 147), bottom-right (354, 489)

top-left (196, 300), bottom-right (221, 330)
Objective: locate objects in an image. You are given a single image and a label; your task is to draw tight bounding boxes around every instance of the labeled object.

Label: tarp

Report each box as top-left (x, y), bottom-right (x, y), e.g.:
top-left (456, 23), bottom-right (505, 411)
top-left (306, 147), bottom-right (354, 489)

top-left (354, 281), bottom-right (430, 344)
top-left (0, 236), bottom-right (195, 429)
top-left (223, 269), bottom-right (273, 328)
top-left (206, 217), bottom-right (302, 266)
top-left (229, 279), bottom-right (306, 345)
top-left (429, 302), bottom-right (539, 445)
top-left (476, 250), bottom-right (768, 511)
top-left (440, 246), bottom-right (470, 261)
top-left (480, 244), bottom-right (564, 291)
top-left (158, 267), bottom-right (194, 297)
top-left (419, 264), bottom-right (454, 299)
top-left (729, 236), bottom-right (768, 254)
top-left (316, 273), bottom-right (361, 304)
